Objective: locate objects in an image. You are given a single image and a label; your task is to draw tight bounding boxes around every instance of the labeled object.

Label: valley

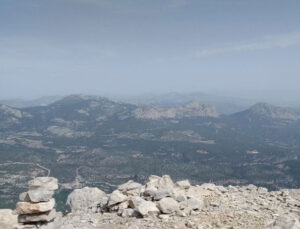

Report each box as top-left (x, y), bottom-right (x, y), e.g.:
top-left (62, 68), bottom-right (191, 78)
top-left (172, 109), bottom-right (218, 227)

top-left (0, 94), bottom-right (300, 210)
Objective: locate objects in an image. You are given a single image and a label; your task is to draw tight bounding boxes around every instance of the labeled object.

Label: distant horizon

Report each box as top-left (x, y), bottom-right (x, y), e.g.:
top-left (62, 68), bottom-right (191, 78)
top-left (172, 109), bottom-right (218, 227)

top-left (1, 89), bottom-right (300, 109)
top-left (1, 0), bottom-right (300, 102)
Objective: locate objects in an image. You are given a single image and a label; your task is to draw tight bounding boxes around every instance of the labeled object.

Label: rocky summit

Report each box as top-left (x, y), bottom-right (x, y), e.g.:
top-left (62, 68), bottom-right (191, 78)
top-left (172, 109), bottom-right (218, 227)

top-left (1, 175), bottom-right (300, 229)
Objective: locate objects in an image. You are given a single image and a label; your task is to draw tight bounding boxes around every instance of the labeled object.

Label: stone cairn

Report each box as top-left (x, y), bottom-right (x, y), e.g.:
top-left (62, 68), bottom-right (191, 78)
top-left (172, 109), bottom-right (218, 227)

top-left (15, 177), bottom-right (58, 225)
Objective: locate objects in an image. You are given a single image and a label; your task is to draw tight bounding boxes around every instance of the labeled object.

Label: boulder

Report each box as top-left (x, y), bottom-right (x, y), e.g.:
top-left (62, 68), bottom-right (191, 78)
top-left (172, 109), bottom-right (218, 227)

top-left (18, 209), bottom-right (56, 223)
top-left (154, 189), bottom-right (174, 200)
top-left (136, 200), bottom-right (160, 217)
top-left (129, 196), bottom-right (145, 209)
top-left (157, 197), bottom-right (180, 214)
top-left (144, 175), bottom-right (174, 198)
top-left (28, 177), bottom-right (58, 191)
top-left (118, 180), bottom-right (142, 193)
top-left (108, 190), bottom-right (128, 207)
top-left (176, 180), bottom-right (191, 189)
top-left (128, 196), bottom-right (159, 217)
top-left (66, 187), bottom-right (108, 213)
top-left (156, 175), bottom-right (174, 190)
top-left (16, 198), bottom-right (55, 214)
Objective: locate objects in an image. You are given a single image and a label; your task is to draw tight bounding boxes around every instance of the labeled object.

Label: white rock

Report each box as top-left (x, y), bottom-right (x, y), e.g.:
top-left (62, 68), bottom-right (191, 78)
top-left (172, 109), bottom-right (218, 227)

top-left (268, 213), bottom-right (300, 229)
top-left (0, 209), bottom-right (19, 228)
top-left (120, 208), bottom-right (136, 218)
top-left (27, 189), bottom-right (54, 202)
top-left (154, 189), bottom-right (173, 200)
top-left (28, 177), bottom-right (58, 191)
top-left (176, 180), bottom-right (191, 189)
top-left (118, 180), bottom-right (142, 192)
top-left (136, 200), bottom-right (160, 217)
top-left (18, 209), bottom-right (56, 223)
top-left (157, 197), bottom-right (180, 214)
top-left (180, 197), bottom-right (204, 210)
top-left (66, 187), bottom-right (108, 213)
top-left (129, 196), bottom-right (145, 209)
top-left (108, 190), bottom-right (128, 206)
top-left (16, 198), bottom-right (55, 214)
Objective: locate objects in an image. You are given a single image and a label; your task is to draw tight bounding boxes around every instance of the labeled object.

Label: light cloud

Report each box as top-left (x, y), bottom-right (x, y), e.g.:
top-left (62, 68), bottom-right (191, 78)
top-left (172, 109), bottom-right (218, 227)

top-left (196, 33), bottom-right (300, 57)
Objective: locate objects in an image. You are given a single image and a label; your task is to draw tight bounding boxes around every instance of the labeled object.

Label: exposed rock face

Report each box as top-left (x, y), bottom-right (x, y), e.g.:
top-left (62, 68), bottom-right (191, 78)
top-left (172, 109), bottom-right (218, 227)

top-left (133, 102), bottom-right (218, 119)
top-left (66, 187), bottom-right (108, 213)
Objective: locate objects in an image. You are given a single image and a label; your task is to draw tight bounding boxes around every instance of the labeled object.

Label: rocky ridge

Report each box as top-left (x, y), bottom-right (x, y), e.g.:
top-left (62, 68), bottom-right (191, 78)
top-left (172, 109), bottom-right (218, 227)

top-left (133, 102), bottom-right (218, 119)
top-left (1, 175), bottom-right (299, 229)
top-left (237, 103), bottom-right (300, 121)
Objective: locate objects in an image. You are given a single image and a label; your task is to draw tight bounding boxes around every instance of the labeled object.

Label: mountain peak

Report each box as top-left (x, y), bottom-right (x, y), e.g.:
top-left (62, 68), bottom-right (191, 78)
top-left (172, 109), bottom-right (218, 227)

top-left (52, 94), bottom-right (110, 106)
top-left (247, 103), bottom-right (300, 120)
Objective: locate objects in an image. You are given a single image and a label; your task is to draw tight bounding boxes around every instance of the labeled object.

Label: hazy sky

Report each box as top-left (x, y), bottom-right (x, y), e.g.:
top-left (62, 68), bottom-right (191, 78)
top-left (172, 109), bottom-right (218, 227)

top-left (1, 0), bottom-right (300, 99)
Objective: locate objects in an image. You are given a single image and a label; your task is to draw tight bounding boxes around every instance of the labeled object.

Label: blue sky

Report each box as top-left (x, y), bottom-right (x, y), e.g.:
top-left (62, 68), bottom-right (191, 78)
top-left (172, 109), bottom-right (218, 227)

top-left (1, 0), bottom-right (300, 100)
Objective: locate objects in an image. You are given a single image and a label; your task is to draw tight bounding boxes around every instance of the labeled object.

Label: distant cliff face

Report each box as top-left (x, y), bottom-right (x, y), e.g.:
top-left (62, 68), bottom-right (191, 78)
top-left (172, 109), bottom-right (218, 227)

top-left (234, 103), bottom-right (300, 121)
top-left (133, 102), bottom-right (219, 120)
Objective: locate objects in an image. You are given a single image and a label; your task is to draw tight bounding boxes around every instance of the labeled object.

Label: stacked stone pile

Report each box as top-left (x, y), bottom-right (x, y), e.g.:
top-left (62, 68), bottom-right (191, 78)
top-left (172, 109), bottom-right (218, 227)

top-left (16, 177), bottom-right (58, 225)
top-left (66, 175), bottom-right (212, 218)
top-left (61, 174), bottom-right (300, 229)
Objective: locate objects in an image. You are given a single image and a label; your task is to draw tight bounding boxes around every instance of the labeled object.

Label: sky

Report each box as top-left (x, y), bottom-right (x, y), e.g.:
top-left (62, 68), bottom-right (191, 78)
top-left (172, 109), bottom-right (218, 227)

top-left (1, 0), bottom-right (300, 101)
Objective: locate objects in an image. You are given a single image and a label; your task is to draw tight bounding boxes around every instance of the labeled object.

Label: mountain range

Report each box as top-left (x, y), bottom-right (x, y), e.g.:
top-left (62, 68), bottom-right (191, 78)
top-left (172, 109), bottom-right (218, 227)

top-left (0, 94), bottom-right (300, 210)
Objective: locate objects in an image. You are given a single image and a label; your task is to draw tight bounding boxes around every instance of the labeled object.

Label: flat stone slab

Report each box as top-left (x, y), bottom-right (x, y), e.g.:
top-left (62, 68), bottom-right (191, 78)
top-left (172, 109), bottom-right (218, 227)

top-left (16, 198), bottom-right (55, 214)
top-left (28, 177), bottom-right (58, 191)
top-left (18, 209), bottom-right (56, 223)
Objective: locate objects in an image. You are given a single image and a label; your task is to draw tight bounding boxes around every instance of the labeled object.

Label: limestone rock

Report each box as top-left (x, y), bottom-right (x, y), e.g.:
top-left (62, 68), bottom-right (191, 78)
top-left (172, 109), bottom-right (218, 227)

top-left (176, 180), bottom-right (191, 189)
top-left (158, 197), bottom-right (180, 214)
top-left (0, 209), bottom-right (19, 229)
top-left (180, 197), bottom-right (204, 210)
top-left (120, 208), bottom-right (136, 218)
top-left (136, 200), bottom-right (160, 217)
top-left (144, 175), bottom-right (174, 198)
top-left (118, 180), bottom-right (142, 193)
top-left (268, 213), bottom-right (300, 229)
top-left (16, 198), bottom-right (55, 214)
top-left (66, 187), bottom-right (108, 213)
top-left (108, 190), bottom-right (128, 207)
top-left (28, 177), bottom-right (58, 191)
top-left (128, 196), bottom-right (145, 209)
top-left (154, 189), bottom-right (174, 200)
top-left (19, 192), bottom-right (30, 202)
top-left (26, 189), bottom-right (54, 203)
top-left (18, 209), bottom-right (56, 223)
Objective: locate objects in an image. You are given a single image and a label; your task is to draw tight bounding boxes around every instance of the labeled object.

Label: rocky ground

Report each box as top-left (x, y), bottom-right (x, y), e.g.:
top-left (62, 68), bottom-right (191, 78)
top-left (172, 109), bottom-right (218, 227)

top-left (1, 175), bottom-right (300, 229)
